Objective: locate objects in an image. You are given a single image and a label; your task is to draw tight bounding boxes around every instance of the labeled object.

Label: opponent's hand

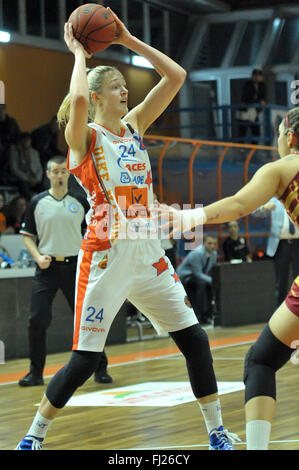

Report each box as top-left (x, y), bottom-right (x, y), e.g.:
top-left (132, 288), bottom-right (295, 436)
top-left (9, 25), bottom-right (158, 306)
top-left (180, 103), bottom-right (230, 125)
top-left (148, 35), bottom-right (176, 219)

top-left (151, 202), bottom-right (207, 238)
top-left (64, 22), bottom-right (92, 58)
top-left (151, 202), bottom-right (181, 238)
top-left (37, 254), bottom-right (52, 270)
top-left (107, 7), bottom-right (133, 46)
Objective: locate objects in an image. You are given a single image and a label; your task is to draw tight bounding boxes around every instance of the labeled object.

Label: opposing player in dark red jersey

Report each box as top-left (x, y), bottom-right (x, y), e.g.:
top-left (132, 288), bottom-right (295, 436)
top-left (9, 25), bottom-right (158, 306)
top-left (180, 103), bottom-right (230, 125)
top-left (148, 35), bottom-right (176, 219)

top-left (153, 107), bottom-right (299, 450)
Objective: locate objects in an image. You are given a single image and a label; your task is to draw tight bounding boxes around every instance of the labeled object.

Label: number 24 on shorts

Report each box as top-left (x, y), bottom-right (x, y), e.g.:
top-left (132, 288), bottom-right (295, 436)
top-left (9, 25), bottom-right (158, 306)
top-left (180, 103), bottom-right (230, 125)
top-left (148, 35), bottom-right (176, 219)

top-left (86, 306), bottom-right (104, 323)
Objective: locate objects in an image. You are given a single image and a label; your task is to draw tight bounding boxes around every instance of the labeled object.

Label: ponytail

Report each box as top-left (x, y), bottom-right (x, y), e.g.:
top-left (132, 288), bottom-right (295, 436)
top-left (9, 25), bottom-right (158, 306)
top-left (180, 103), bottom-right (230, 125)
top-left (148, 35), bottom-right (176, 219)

top-left (57, 93), bottom-right (71, 128)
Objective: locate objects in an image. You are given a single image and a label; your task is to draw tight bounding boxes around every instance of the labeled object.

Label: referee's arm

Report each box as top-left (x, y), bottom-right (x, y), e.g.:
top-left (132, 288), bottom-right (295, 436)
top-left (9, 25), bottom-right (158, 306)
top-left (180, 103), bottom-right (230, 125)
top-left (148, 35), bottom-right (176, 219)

top-left (23, 234), bottom-right (52, 270)
top-left (20, 194), bottom-right (52, 270)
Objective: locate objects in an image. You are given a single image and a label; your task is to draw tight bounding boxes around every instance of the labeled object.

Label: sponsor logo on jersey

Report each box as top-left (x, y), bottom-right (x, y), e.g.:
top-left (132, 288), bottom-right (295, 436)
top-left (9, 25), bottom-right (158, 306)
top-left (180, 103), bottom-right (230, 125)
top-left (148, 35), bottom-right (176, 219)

top-left (120, 172), bottom-right (131, 184)
top-left (81, 326), bottom-right (105, 333)
top-left (113, 138), bottom-right (135, 145)
top-left (117, 156), bottom-right (141, 170)
top-left (120, 162), bottom-right (147, 172)
top-left (98, 254), bottom-right (108, 269)
top-left (115, 186), bottom-right (150, 219)
top-left (94, 146), bottom-right (109, 182)
top-left (120, 173), bottom-right (145, 185)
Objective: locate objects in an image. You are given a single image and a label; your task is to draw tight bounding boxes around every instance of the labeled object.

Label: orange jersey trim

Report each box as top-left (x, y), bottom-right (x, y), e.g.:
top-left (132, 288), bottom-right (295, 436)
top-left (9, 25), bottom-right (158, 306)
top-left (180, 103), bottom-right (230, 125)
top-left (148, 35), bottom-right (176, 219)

top-left (67, 128), bottom-right (112, 252)
top-left (94, 123), bottom-right (126, 137)
top-left (67, 127), bottom-right (97, 175)
top-left (73, 250), bottom-right (93, 350)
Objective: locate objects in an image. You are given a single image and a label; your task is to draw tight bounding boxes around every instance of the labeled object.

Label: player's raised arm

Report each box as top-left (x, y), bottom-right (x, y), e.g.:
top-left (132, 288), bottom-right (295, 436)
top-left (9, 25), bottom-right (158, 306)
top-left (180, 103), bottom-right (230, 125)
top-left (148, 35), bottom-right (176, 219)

top-left (108, 8), bottom-right (186, 137)
top-left (59, 23), bottom-right (93, 162)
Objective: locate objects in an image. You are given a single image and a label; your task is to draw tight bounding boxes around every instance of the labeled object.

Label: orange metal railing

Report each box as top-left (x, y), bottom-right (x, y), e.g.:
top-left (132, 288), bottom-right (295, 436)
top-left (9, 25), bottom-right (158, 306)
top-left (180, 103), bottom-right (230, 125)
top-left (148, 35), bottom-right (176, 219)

top-left (144, 134), bottom-right (279, 247)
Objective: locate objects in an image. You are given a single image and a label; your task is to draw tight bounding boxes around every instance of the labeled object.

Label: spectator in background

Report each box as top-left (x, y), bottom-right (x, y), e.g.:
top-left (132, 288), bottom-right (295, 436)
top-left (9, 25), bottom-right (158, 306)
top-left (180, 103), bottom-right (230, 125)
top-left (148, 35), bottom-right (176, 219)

top-left (222, 220), bottom-right (252, 263)
top-left (31, 117), bottom-right (62, 168)
top-left (0, 103), bottom-right (21, 183)
top-left (177, 235), bottom-right (218, 325)
top-left (0, 192), bottom-right (7, 232)
top-left (238, 68), bottom-right (267, 144)
top-left (4, 195), bottom-right (28, 234)
top-left (0, 191), bottom-right (14, 234)
top-left (9, 133), bottom-right (43, 199)
top-left (252, 197), bottom-right (299, 307)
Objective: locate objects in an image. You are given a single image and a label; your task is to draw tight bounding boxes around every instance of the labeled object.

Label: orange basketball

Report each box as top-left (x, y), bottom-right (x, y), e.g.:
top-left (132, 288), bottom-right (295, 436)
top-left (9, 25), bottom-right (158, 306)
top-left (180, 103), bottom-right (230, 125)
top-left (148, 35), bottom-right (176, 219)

top-left (68, 3), bottom-right (116, 54)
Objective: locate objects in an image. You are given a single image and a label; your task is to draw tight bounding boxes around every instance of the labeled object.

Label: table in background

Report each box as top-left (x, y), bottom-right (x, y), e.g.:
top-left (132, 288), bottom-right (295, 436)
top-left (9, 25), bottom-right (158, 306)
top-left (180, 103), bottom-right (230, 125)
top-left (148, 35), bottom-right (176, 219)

top-left (212, 261), bottom-right (276, 327)
top-left (0, 268), bottom-right (127, 360)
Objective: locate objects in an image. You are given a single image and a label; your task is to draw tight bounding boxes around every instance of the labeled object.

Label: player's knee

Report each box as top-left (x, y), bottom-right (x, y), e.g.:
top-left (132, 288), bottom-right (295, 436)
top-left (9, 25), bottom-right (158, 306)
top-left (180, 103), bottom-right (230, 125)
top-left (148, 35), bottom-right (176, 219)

top-left (170, 324), bottom-right (212, 363)
top-left (46, 351), bottom-right (100, 408)
top-left (244, 325), bottom-right (293, 403)
top-left (170, 324), bottom-right (217, 398)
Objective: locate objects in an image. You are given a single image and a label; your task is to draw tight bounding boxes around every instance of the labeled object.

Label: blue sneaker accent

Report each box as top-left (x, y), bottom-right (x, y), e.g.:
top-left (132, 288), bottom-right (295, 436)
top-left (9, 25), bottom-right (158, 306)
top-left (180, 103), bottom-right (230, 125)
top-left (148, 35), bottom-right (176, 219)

top-left (15, 435), bottom-right (43, 450)
top-left (209, 426), bottom-right (240, 450)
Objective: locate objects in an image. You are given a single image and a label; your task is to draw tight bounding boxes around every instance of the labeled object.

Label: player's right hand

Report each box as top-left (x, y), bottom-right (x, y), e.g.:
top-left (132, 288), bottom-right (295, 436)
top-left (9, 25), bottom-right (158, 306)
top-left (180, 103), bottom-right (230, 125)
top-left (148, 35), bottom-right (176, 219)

top-left (37, 255), bottom-right (52, 270)
top-left (64, 22), bottom-right (92, 59)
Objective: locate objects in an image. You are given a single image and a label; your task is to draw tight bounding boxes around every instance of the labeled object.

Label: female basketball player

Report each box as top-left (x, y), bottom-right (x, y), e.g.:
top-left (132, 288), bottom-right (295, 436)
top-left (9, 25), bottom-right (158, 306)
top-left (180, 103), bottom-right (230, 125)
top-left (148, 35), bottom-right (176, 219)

top-left (15, 9), bottom-right (238, 451)
top-left (152, 107), bottom-right (299, 450)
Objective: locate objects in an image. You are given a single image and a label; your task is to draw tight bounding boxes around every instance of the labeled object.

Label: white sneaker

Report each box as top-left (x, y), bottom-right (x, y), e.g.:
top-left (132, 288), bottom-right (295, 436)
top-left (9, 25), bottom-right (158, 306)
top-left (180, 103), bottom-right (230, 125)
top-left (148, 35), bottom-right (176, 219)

top-left (15, 435), bottom-right (43, 450)
top-left (209, 426), bottom-right (241, 450)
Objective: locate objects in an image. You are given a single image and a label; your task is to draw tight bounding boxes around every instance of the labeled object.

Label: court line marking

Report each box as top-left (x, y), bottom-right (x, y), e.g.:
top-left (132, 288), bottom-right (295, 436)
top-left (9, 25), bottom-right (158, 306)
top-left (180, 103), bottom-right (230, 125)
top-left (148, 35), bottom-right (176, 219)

top-left (0, 336), bottom-right (257, 387)
top-left (169, 357), bottom-right (244, 361)
top-left (123, 438), bottom-right (299, 450)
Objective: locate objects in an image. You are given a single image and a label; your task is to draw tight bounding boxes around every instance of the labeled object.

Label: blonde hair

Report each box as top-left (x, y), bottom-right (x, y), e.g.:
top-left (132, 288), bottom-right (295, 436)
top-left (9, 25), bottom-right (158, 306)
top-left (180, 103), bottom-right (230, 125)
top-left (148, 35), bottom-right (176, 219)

top-left (57, 65), bottom-right (120, 127)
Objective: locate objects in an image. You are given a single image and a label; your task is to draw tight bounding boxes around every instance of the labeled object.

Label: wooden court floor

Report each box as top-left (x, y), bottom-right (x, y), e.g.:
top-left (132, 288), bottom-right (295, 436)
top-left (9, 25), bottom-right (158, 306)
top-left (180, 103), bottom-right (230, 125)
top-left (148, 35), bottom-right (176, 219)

top-left (0, 322), bottom-right (298, 451)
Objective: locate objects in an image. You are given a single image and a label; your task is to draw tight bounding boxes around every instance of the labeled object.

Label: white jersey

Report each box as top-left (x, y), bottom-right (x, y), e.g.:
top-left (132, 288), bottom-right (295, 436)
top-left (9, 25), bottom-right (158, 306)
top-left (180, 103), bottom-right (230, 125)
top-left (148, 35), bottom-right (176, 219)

top-left (67, 121), bottom-right (155, 252)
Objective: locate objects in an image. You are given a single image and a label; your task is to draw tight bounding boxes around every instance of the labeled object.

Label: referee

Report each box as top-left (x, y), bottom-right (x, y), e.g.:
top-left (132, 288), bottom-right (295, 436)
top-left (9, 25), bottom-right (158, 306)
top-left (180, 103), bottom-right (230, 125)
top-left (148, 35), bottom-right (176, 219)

top-left (19, 156), bottom-right (112, 386)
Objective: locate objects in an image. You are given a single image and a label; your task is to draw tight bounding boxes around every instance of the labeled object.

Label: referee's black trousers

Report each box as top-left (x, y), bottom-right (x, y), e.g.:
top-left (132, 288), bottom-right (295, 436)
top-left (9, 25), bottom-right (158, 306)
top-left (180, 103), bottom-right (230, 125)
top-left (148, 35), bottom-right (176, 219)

top-left (28, 260), bottom-right (108, 377)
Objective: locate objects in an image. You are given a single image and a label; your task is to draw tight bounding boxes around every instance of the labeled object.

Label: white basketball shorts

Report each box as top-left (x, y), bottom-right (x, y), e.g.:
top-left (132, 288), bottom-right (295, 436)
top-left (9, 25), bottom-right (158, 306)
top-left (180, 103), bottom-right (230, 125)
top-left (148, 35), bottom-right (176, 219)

top-left (72, 239), bottom-right (198, 352)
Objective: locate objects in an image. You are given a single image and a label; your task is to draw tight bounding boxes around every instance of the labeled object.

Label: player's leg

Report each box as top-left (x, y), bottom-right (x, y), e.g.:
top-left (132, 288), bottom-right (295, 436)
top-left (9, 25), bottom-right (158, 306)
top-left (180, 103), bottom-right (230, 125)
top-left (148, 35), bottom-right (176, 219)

top-left (16, 246), bottom-right (132, 450)
top-left (59, 260), bottom-right (113, 385)
top-left (15, 350), bottom-right (101, 450)
top-left (244, 292), bottom-right (299, 450)
top-left (129, 244), bottom-right (240, 449)
top-left (168, 324), bottom-right (240, 449)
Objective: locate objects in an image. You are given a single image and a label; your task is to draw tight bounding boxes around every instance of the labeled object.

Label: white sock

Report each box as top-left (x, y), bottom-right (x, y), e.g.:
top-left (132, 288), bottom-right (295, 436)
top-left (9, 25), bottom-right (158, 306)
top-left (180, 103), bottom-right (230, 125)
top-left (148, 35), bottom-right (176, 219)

top-left (246, 420), bottom-right (271, 450)
top-left (27, 411), bottom-right (52, 440)
top-left (198, 399), bottom-right (223, 434)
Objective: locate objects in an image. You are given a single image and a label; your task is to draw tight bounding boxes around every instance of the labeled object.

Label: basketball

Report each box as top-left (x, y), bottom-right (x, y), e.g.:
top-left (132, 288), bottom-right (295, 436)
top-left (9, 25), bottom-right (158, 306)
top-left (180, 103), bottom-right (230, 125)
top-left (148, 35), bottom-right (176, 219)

top-left (68, 3), bottom-right (117, 54)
